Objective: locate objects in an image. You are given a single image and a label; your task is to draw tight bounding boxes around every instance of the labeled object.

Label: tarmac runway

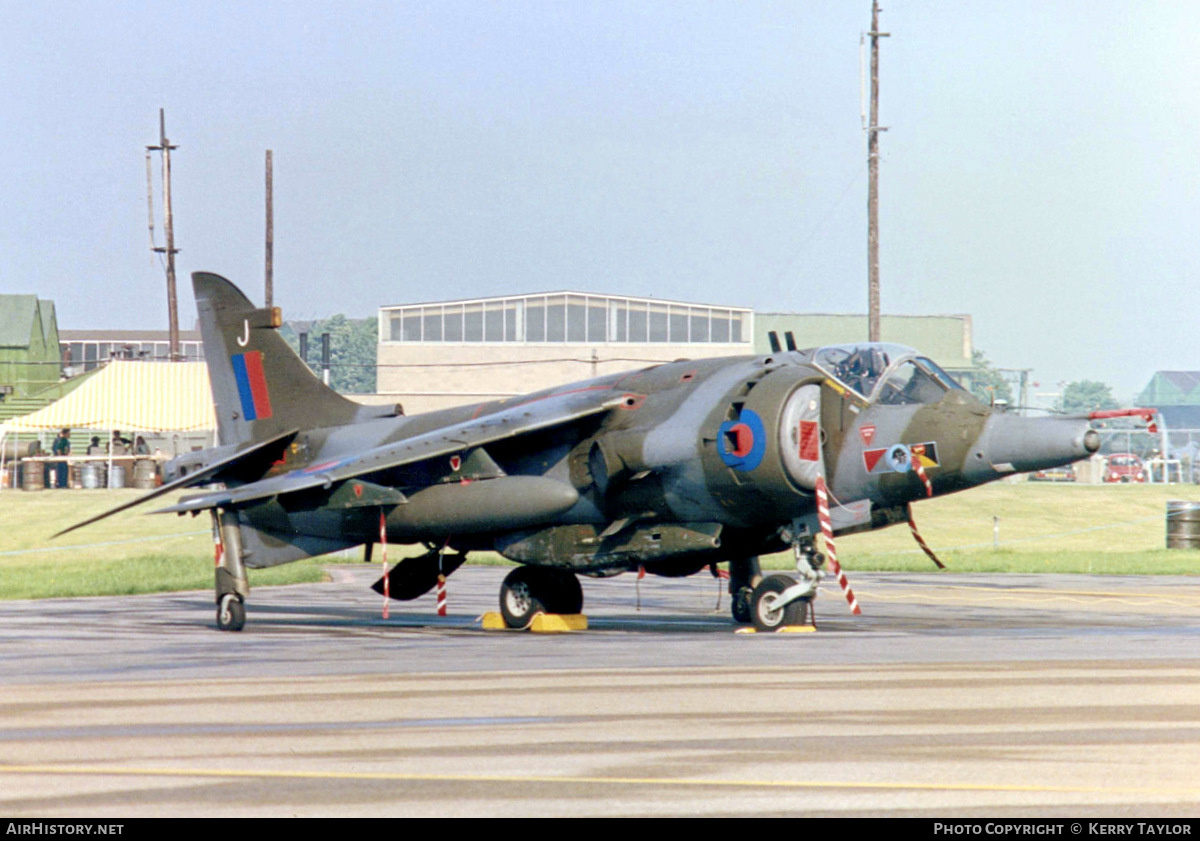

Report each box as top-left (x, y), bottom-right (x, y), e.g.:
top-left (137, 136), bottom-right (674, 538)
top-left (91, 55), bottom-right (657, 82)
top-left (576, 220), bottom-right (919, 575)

top-left (1, 566), bottom-right (1199, 817)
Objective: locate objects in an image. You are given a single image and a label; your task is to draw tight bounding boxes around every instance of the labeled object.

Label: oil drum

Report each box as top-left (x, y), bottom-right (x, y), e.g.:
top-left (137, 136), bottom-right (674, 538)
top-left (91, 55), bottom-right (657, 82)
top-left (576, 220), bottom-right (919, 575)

top-left (132, 459), bottom-right (158, 489)
top-left (81, 463), bottom-right (106, 489)
top-left (20, 461), bottom-right (45, 491)
top-left (1166, 500), bottom-right (1200, 549)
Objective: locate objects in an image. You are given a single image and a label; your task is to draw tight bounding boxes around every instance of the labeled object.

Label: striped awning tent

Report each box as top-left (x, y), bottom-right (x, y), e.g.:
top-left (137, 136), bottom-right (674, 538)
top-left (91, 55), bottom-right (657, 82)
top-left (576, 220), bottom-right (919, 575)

top-left (0, 361), bottom-right (215, 433)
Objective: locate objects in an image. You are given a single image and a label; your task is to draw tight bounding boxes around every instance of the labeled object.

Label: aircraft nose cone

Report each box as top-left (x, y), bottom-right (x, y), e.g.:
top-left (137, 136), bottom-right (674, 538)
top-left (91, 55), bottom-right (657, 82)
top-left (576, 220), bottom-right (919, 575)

top-left (963, 414), bottom-right (1098, 484)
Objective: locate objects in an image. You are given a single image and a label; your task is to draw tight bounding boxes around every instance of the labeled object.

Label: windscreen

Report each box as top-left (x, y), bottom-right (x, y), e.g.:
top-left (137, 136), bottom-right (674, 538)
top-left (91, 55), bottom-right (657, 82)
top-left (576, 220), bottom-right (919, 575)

top-left (875, 360), bottom-right (950, 405)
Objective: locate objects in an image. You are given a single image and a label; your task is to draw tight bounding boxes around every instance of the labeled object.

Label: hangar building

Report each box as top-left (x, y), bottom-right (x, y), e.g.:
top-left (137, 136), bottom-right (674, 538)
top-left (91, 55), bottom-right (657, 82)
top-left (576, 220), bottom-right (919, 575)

top-left (376, 291), bottom-right (975, 415)
top-left (377, 291), bottom-right (753, 414)
top-left (0, 294), bottom-right (61, 399)
top-left (1136, 371), bottom-right (1200, 429)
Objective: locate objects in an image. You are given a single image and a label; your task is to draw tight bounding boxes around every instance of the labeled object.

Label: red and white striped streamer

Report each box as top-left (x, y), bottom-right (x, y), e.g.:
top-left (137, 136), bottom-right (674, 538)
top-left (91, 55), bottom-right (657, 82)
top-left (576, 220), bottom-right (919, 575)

top-left (436, 574), bottom-right (447, 617)
top-left (906, 447), bottom-right (945, 568)
top-left (906, 502), bottom-right (946, 569)
top-left (379, 510), bottom-right (390, 620)
top-left (815, 475), bottom-right (860, 615)
top-left (912, 457), bottom-right (933, 499)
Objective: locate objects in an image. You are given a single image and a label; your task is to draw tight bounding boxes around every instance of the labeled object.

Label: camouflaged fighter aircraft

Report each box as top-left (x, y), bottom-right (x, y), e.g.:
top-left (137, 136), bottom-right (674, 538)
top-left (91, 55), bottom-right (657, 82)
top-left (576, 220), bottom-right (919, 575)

top-left (63, 272), bottom-right (1105, 632)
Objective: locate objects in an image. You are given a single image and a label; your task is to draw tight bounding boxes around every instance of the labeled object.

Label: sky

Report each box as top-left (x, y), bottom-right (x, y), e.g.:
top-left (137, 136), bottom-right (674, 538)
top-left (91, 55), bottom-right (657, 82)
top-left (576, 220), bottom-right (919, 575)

top-left (1, 0), bottom-right (1196, 404)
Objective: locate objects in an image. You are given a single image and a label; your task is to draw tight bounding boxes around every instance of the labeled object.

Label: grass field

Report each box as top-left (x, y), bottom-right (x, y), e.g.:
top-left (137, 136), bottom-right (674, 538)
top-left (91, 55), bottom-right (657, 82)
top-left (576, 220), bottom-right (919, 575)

top-left (0, 489), bottom-right (331, 599)
top-left (812, 480), bottom-right (1200, 575)
top-left (1, 481), bottom-right (1198, 599)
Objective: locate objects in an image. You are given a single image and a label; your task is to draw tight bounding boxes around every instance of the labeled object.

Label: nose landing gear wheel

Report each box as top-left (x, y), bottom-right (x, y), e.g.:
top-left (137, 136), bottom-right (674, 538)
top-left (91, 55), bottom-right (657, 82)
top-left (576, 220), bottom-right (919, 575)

top-left (217, 593), bottom-right (245, 632)
top-left (750, 574), bottom-right (808, 632)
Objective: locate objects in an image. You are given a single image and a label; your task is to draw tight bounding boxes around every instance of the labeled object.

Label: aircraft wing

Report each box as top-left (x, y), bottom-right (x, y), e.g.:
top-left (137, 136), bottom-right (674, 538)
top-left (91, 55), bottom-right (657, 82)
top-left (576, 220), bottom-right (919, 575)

top-left (153, 387), bottom-right (635, 515)
top-left (52, 428), bottom-right (299, 538)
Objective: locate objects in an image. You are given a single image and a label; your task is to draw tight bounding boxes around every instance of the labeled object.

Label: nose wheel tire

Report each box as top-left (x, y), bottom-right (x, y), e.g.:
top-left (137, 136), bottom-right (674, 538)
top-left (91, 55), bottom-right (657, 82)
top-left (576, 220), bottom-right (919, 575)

top-left (217, 593), bottom-right (245, 632)
top-left (750, 574), bottom-right (808, 632)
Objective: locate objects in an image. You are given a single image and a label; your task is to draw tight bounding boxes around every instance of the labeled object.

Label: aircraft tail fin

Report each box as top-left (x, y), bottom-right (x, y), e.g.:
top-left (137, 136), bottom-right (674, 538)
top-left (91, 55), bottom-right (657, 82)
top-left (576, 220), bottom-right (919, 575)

top-left (194, 272), bottom-right (378, 446)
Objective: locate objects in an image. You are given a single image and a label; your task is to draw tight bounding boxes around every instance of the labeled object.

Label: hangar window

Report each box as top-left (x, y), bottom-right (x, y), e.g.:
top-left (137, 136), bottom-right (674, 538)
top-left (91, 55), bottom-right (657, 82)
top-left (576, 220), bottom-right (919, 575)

top-left (669, 309), bottom-right (688, 342)
top-left (566, 298), bottom-right (586, 342)
top-left (588, 300), bottom-right (607, 342)
top-left (628, 303), bottom-right (649, 342)
top-left (484, 303), bottom-right (504, 342)
top-left (649, 304), bottom-right (669, 342)
top-left (463, 303), bottom-right (484, 342)
top-left (546, 296), bottom-right (567, 342)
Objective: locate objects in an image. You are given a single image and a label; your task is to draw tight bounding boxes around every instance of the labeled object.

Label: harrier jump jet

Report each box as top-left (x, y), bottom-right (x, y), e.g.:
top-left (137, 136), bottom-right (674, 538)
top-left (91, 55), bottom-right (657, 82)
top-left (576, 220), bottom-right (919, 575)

top-left (64, 273), bottom-right (1106, 632)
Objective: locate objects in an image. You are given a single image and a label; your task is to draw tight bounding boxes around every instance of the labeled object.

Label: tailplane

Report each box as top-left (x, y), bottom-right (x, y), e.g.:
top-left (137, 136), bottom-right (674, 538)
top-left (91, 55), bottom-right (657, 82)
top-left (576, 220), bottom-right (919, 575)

top-left (194, 272), bottom-right (374, 446)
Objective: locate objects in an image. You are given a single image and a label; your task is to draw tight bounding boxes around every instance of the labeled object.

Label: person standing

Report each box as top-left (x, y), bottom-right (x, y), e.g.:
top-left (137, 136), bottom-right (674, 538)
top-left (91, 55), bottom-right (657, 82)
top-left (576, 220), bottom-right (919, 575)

top-left (109, 430), bottom-right (131, 455)
top-left (51, 428), bottom-right (71, 489)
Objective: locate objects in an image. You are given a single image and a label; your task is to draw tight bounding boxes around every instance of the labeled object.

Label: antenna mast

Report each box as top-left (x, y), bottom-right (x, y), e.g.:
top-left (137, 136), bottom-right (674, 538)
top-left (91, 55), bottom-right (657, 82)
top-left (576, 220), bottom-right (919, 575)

top-left (147, 109), bottom-right (181, 361)
top-left (866, 1), bottom-right (889, 343)
top-left (265, 150), bottom-right (274, 309)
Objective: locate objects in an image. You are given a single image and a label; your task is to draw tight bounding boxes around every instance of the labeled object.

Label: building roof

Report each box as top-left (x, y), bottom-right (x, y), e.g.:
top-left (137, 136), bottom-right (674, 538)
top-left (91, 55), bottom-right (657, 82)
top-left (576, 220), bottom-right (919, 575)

top-left (37, 299), bottom-right (57, 349)
top-left (1137, 371), bottom-right (1200, 406)
top-left (380, 290), bottom-right (751, 313)
top-left (381, 291), bottom-right (753, 346)
top-left (0, 295), bottom-right (43, 348)
top-left (59, 329), bottom-right (202, 342)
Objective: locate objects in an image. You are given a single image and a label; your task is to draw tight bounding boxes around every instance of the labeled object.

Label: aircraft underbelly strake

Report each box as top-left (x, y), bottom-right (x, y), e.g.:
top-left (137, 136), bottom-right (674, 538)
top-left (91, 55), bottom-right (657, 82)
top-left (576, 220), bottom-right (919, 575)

top-left (495, 521), bottom-right (723, 571)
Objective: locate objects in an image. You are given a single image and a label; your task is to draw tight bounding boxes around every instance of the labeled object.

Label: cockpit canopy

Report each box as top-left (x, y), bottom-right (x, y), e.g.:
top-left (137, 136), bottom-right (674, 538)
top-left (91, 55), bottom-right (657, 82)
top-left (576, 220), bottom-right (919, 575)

top-left (813, 343), bottom-right (966, 405)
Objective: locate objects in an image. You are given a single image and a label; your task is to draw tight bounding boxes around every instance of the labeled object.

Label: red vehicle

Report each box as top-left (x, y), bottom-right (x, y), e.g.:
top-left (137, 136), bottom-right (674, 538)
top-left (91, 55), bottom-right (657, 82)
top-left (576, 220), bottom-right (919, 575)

top-left (1032, 463), bottom-right (1076, 482)
top-left (1104, 453), bottom-right (1146, 483)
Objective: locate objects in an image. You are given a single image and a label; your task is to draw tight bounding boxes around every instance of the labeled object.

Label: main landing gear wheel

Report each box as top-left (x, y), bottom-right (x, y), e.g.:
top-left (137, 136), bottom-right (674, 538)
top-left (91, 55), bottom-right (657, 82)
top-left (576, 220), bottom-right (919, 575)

top-left (750, 574), bottom-right (808, 632)
top-left (728, 556), bottom-right (763, 625)
top-left (731, 586), bottom-right (753, 624)
top-left (499, 567), bottom-right (583, 628)
top-left (217, 593), bottom-right (245, 632)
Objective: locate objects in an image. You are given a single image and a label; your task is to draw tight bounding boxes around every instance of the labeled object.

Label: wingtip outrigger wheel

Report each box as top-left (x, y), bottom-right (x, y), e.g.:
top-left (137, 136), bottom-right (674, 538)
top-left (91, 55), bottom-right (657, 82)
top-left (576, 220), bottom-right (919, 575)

top-left (213, 509), bottom-right (250, 632)
top-left (217, 593), bottom-right (245, 632)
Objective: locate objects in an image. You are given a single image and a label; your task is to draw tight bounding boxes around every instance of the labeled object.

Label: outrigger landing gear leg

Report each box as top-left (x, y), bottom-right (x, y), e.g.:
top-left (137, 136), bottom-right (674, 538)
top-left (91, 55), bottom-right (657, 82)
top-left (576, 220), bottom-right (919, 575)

top-left (728, 556), bottom-right (763, 625)
top-left (213, 509), bottom-right (249, 632)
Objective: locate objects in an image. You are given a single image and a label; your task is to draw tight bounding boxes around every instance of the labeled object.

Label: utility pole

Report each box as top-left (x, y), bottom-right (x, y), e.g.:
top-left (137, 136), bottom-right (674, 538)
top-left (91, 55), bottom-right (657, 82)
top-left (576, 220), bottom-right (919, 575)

top-left (147, 109), bottom-right (181, 361)
top-left (265, 150), bottom-right (274, 309)
top-left (866, 1), bottom-right (888, 343)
